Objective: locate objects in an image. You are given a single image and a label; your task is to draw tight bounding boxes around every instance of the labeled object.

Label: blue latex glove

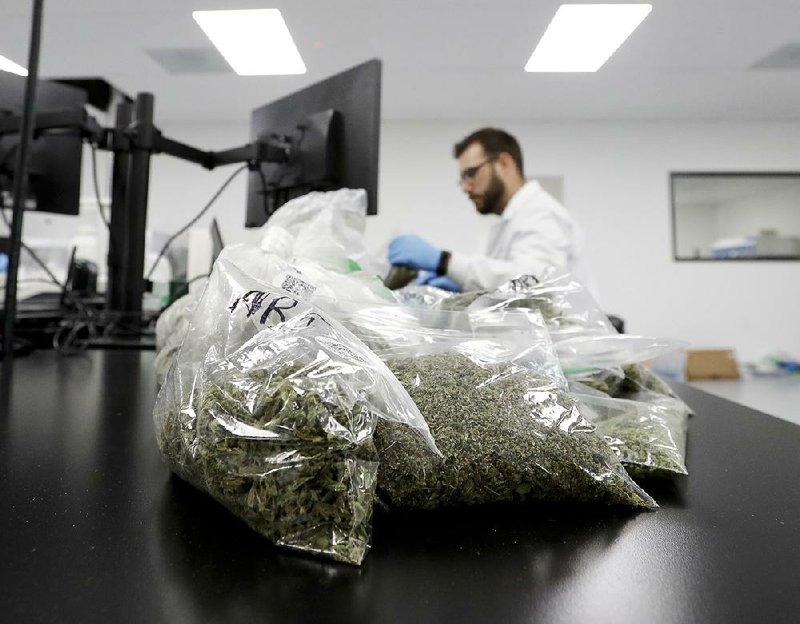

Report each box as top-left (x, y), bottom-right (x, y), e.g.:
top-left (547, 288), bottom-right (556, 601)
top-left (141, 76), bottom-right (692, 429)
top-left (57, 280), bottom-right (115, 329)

top-left (388, 235), bottom-right (441, 273)
top-left (416, 273), bottom-right (463, 292)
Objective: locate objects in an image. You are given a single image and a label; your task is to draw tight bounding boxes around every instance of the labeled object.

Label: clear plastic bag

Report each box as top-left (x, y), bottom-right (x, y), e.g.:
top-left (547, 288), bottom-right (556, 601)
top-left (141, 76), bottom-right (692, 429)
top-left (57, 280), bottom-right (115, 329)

top-left (450, 271), bottom-right (686, 374)
top-left (571, 386), bottom-right (689, 479)
top-left (258, 188), bottom-right (384, 276)
top-left (555, 334), bottom-right (687, 374)
top-left (452, 272), bottom-right (614, 337)
top-left (578, 362), bottom-right (695, 424)
top-left (579, 363), bottom-right (689, 403)
top-left (223, 243), bottom-right (394, 305)
top-left (329, 301), bottom-right (548, 358)
top-left (393, 283), bottom-right (455, 307)
top-left (154, 283), bottom-right (206, 384)
top-left (350, 307), bottom-right (657, 511)
top-left (153, 257), bottom-right (437, 565)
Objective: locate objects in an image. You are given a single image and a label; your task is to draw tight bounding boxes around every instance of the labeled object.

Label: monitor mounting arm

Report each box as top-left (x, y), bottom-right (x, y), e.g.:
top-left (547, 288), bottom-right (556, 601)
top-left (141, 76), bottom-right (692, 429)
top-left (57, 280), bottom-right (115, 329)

top-left (103, 92), bottom-right (292, 314)
top-left (0, 91), bottom-right (294, 316)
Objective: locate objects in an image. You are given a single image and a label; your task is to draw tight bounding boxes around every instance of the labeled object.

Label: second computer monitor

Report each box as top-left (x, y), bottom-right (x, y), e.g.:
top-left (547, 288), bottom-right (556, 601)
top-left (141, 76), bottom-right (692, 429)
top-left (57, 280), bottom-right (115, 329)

top-left (245, 59), bottom-right (381, 228)
top-left (0, 73), bottom-right (86, 216)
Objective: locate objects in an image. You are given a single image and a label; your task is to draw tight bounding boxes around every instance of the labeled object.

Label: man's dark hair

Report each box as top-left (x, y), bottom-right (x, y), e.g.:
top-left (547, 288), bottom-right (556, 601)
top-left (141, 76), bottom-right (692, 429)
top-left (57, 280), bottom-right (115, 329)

top-left (454, 128), bottom-right (524, 177)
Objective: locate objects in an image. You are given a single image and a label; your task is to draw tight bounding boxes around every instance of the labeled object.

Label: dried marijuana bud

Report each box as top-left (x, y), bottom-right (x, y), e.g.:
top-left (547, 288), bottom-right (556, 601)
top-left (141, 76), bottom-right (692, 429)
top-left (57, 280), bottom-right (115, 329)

top-left (583, 364), bottom-right (681, 400)
top-left (374, 352), bottom-right (656, 511)
top-left (573, 363), bottom-right (691, 479)
top-left (154, 256), bottom-right (439, 566)
top-left (384, 265), bottom-right (419, 291)
top-left (156, 364), bottom-right (379, 565)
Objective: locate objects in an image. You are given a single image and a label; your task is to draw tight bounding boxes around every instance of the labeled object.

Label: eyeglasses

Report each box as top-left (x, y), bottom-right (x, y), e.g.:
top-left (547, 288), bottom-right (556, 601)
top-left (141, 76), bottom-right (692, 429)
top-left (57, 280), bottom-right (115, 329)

top-left (457, 157), bottom-right (495, 186)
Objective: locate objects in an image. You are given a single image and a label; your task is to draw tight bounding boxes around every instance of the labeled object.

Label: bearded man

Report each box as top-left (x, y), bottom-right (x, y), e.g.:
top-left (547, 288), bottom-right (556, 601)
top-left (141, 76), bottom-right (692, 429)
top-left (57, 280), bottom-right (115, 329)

top-left (388, 127), bottom-right (591, 293)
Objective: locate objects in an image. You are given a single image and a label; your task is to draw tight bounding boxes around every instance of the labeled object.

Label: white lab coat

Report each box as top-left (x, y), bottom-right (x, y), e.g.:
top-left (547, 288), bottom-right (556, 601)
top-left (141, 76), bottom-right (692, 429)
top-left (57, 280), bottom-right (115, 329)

top-left (447, 180), bottom-right (593, 294)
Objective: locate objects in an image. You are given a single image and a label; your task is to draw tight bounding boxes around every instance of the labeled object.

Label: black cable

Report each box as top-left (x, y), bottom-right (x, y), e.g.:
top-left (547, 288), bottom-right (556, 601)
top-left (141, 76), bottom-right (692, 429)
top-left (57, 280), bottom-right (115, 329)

top-left (52, 316), bottom-right (92, 355)
top-left (0, 206), bottom-right (100, 356)
top-left (89, 144), bottom-right (112, 231)
top-left (99, 307), bottom-right (155, 339)
top-left (0, 207), bottom-right (63, 287)
top-left (0, 190), bottom-right (152, 353)
top-left (145, 164), bottom-right (247, 281)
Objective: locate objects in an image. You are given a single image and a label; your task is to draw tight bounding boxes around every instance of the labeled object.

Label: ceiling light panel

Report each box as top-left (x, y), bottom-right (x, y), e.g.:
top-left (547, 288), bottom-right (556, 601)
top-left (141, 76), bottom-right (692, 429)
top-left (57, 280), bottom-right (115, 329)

top-left (192, 9), bottom-right (306, 76)
top-left (0, 54), bottom-right (27, 76)
top-left (526, 4), bottom-right (652, 73)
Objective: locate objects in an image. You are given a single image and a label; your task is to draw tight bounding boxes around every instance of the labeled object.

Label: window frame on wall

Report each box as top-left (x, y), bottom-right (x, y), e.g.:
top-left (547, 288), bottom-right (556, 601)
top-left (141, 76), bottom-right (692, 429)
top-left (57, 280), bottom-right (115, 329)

top-left (670, 171), bottom-right (800, 262)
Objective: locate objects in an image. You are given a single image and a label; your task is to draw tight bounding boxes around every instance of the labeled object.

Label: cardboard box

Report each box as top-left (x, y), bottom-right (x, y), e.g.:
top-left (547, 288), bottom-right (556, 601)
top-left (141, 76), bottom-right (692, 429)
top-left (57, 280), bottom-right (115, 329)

top-left (685, 349), bottom-right (740, 381)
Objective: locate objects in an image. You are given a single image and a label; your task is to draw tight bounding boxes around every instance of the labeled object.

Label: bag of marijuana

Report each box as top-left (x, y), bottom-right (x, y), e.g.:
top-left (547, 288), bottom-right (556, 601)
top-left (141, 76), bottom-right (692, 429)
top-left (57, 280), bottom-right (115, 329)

top-left (570, 386), bottom-right (689, 479)
top-left (473, 273), bottom-right (695, 425)
top-left (455, 271), bottom-right (685, 373)
top-left (362, 307), bottom-right (657, 511)
top-left (464, 272), bottom-right (614, 337)
top-left (153, 256), bottom-right (437, 565)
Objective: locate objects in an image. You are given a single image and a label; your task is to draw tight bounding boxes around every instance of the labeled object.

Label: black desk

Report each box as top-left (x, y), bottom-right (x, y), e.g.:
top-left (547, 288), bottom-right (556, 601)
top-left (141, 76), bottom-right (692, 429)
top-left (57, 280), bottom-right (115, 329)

top-left (1, 350), bottom-right (799, 624)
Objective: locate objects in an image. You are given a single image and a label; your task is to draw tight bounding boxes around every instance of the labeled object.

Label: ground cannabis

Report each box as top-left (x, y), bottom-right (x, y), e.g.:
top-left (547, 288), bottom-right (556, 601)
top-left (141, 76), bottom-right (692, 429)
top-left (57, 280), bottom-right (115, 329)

top-left (156, 365), bottom-right (380, 565)
top-left (374, 351), bottom-right (656, 511)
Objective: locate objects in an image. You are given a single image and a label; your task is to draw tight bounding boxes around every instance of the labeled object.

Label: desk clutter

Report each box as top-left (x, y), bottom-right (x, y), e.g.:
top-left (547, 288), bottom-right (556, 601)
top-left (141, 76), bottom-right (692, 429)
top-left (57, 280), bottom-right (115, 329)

top-left (153, 190), bottom-right (691, 565)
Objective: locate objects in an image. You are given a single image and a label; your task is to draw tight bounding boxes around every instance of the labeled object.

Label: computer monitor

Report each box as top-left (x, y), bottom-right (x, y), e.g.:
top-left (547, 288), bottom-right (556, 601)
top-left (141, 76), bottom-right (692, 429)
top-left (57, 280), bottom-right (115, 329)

top-left (0, 72), bottom-right (87, 216)
top-left (245, 59), bottom-right (381, 227)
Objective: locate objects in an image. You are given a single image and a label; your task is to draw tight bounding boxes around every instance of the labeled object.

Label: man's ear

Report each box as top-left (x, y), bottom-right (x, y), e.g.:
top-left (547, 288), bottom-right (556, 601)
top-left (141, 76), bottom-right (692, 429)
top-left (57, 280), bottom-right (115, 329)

top-left (495, 152), bottom-right (516, 175)
top-left (496, 152), bottom-right (514, 169)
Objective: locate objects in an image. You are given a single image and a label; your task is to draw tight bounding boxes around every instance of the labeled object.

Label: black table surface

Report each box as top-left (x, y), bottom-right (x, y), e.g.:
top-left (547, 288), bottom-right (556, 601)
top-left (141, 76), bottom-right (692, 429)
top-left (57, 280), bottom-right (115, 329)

top-left (1, 350), bottom-right (799, 624)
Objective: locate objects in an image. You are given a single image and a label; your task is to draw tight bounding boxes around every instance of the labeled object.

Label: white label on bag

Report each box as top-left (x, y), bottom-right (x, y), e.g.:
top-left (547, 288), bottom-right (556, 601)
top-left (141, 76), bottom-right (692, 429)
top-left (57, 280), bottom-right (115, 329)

top-left (315, 336), bottom-right (366, 364)
top-left (281, 274), bottom-right (316, 301)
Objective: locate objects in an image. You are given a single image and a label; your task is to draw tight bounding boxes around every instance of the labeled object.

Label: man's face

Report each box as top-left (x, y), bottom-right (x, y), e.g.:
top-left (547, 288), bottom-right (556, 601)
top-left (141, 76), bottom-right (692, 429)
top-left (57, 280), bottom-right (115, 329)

top-left (457, 143), bottom-right (505, 215)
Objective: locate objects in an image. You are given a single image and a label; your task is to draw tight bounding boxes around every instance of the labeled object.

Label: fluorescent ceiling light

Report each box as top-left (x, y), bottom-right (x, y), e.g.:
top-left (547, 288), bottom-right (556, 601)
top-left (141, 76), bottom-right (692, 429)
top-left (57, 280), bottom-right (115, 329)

top-left (0, 54), bottom-right (27, 76)
top-left (525, 4), bottom-right (652, 72)
top-left (192, 9), bottom-right (306, 76)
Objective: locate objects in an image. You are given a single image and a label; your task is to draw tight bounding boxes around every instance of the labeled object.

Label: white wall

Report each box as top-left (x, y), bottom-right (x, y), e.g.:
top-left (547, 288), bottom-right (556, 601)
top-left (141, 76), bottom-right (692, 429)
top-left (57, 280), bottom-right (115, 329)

top-left (54, 119), bottom-right (800, 363)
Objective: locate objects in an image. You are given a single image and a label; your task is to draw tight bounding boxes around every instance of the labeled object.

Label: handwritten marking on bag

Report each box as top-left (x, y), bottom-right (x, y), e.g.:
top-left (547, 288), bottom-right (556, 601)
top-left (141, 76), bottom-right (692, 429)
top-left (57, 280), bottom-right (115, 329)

top-left (228, 290), bottom-right (300, 325)
top-left (228, 290), bottom-right (331, 328)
